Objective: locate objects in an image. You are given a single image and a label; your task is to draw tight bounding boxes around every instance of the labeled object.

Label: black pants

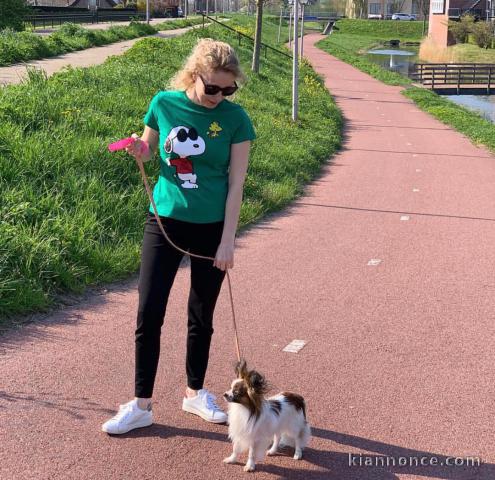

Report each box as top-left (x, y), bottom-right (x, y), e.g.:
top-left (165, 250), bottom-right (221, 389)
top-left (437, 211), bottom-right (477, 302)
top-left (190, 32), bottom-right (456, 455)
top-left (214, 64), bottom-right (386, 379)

top-left (135, 213), bottom-right (226, 398)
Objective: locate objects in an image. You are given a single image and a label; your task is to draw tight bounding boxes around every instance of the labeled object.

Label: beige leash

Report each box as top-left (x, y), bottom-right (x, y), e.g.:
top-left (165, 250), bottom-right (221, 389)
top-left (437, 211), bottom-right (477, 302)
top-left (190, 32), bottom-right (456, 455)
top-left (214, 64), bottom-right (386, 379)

top-left (134, 156), bottom-right (242, 363)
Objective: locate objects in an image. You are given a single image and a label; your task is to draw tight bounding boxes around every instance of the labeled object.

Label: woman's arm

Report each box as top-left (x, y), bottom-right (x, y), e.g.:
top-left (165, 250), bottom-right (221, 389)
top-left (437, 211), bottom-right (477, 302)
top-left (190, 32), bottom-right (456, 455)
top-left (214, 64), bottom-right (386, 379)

top-left (213, 140), bottom-right (251, 271)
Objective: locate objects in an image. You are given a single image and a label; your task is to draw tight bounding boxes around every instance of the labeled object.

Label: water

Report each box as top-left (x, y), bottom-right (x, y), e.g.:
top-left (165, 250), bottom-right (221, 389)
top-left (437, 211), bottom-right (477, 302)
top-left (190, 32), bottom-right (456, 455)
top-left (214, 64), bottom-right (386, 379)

top-left (364, 48), bottom-right (419, 77)
top-left (443, 95), bottom-right (495, 123)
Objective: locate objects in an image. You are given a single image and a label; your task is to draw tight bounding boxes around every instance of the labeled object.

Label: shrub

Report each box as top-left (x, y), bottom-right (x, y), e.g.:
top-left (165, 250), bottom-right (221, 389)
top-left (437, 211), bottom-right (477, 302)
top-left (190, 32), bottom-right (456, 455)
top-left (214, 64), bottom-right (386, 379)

top-left (449, 14), bottom-right (475, 43)
top-left (471, 21), bottom-right (494, 49)
top-left (0, 0), bottom-right (30, 31)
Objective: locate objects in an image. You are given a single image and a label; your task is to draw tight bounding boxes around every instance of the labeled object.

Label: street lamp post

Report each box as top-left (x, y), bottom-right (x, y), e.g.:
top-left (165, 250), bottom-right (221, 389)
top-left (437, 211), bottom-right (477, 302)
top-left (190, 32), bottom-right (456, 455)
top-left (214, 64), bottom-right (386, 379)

top-left (288, 1), bottom-right (293, 48)
top-left (300, 0), bottom-right (308, 59)
top-left (292, 0), bottom-right (299, 121)
top-left (146, 0), bottom-right (149, 23)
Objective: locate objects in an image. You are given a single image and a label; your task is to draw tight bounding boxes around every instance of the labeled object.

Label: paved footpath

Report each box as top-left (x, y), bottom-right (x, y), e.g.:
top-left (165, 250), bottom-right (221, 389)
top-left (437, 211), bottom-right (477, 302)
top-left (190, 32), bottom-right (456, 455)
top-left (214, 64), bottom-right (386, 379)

top-left (0, 23), bottom-right (205, 86)
top-left (1, 33), bottom-right (494, 480)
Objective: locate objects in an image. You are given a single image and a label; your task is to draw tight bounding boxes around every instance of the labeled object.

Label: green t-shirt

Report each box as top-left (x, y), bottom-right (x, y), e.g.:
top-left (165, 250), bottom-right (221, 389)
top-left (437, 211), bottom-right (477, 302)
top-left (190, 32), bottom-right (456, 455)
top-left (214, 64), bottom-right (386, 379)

top-left (143, 89), bottom-right (256, 223)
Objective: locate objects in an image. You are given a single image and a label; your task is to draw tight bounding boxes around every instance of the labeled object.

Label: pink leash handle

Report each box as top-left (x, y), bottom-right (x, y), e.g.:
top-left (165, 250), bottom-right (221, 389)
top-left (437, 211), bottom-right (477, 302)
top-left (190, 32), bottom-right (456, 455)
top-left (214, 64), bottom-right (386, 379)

top-left (108, 136), bottom-right (149, 155)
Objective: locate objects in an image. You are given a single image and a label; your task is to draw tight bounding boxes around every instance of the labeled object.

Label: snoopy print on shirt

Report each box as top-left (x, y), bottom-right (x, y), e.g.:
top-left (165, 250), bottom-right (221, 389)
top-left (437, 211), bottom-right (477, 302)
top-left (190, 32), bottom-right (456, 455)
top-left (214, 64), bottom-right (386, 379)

top-left (164, 125), bottom-right (205, 189)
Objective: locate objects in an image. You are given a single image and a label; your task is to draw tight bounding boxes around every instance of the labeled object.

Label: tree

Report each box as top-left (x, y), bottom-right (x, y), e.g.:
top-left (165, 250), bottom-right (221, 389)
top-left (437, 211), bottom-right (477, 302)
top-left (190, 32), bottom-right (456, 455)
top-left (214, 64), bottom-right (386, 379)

top-left (252, 0), bottom-right (272, 72)
top-left (415, 0), bottom-right (430, 34)
top-left (0, 0), bottom-right (30, 31)
top-left (352, 0), bottom-right (367, 18)
top-left (390, 0), bottom-right (406, 14)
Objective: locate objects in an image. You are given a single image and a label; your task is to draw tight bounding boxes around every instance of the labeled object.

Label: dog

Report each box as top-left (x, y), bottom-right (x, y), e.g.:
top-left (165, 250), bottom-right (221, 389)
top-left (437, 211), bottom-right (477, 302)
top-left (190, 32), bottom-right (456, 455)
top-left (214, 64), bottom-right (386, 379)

top-left (222, 360), bottom-right (311, 472)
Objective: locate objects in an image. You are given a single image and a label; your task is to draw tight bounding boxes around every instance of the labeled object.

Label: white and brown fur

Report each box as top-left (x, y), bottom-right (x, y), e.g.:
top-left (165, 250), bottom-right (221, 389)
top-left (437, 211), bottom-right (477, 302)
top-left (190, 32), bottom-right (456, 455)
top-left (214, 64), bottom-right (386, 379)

top-left (222, 360), bottom-right (311, 472)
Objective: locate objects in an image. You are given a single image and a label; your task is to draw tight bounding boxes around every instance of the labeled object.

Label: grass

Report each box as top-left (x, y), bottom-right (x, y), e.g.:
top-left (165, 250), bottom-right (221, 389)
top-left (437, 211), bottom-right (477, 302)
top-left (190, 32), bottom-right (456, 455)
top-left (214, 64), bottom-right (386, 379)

top-left (334, 18), bottom-right (425, 39)
top-left (0, 15), bottom-right (342, 324)
top-left (451, 43), bottom-right (495, 63)
top-left (402, 87), bottom-right (495, 152)
top-left (0, 17), bottom-right (204, 66)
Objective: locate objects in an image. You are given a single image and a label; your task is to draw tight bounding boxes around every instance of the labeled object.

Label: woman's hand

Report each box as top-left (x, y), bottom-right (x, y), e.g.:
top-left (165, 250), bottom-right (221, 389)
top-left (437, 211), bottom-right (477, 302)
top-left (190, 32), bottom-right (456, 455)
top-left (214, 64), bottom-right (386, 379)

top-left (125, 133), bottom-right (150, 162)
top-left (214, 242), bottom-right (234, 271)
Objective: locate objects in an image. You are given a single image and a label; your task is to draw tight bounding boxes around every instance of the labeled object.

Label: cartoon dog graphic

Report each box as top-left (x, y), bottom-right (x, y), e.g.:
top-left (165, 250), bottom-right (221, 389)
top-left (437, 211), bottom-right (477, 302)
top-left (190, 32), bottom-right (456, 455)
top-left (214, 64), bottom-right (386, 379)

top-left (164, 126), bottom-right (205, 189)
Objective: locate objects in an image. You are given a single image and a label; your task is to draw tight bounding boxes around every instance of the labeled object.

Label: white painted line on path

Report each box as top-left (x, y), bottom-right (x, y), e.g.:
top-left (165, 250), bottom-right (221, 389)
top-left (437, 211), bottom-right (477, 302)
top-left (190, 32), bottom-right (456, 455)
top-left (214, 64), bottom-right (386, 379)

top-left (282, 340), bottom-right (307, 353)
top-left (367, 259), bottom-right (382, 266)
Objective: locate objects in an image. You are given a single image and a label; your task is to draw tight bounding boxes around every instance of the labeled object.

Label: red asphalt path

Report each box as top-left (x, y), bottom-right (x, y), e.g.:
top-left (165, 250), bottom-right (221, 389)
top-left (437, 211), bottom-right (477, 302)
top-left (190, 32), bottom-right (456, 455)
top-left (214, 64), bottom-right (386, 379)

top-left (1, 33), bottom-right (494, 480)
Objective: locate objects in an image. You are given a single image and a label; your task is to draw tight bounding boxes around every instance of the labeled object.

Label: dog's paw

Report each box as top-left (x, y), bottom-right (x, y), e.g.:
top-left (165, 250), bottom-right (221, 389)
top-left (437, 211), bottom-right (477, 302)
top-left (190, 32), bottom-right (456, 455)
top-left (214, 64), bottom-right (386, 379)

top-left (293, 448), bottom-right (303, 460)
top-left (223, 456), bottom-right (237, 464)
top-left (243, 464), bottom-right (256, 472)
top-left (267, 448), bottom-right (277, 456)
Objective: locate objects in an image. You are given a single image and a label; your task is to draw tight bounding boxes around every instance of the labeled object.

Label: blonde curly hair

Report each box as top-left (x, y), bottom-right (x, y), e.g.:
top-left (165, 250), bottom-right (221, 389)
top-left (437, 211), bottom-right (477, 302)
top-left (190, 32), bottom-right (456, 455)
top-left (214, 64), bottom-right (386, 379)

top-left (168, 38), bottom-right (247, 92)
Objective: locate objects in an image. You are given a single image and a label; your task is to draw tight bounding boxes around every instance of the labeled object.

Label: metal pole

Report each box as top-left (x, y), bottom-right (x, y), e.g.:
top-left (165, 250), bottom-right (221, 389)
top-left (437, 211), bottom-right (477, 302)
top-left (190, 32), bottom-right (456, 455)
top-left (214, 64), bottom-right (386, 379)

top-left (146, 0), bottom-right (149, 23)
top-left (301, 3), bottom-right (305, 59)
top-left (277, 5), bottom-right (282, 43)
top-left (292, 0), bottom-right (299, 121)
top-left (289, 5), bottom-right (292, 48)
top-left (206, 0), bottom-right (209, 15)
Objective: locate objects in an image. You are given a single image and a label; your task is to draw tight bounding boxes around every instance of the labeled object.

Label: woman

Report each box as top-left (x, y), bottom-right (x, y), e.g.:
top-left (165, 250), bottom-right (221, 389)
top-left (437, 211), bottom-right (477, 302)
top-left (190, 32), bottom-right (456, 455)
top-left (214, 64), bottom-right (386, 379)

top-left (102, 38), bottom-right (256, 434)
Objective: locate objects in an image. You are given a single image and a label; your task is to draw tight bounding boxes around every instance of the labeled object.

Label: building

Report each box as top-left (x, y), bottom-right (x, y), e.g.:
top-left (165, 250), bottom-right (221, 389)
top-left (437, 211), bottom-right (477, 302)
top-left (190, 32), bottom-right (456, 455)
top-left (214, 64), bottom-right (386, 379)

top-left (448, 0), bottom-right (491, 20)
top-left (366, 0), bottom-right (424, 19)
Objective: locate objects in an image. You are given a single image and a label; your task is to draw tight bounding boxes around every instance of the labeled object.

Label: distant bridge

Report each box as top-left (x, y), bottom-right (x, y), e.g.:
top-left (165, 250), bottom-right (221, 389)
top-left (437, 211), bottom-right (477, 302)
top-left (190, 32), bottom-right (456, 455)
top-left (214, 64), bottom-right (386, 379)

top-left (412, 63), bottom-right (495, 94)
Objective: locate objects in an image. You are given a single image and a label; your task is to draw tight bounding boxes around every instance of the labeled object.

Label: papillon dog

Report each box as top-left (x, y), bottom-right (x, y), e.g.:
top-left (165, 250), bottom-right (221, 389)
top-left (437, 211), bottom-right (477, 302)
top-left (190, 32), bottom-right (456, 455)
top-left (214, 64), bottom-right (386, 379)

top-left (222, 360), bottom-right (311, 472)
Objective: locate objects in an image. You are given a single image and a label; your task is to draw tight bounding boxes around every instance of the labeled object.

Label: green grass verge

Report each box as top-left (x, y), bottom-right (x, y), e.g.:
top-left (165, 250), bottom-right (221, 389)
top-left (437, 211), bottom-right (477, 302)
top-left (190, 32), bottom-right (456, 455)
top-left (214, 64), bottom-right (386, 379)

top-left (334, 18), bottom-right (425, 39)
top-left (0, 17), bottom-right (204, 66)
top-left (402, 87), bottom-right (495, 151)
top-left (0, 16), bottom-right (342, 323)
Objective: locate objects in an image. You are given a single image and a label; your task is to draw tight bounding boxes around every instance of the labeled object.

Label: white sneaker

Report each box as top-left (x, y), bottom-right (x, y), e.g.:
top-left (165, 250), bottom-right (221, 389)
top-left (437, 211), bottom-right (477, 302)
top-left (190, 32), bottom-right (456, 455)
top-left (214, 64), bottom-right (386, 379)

top-left (182, 389), bottom-right (228, 424)
top-left (102, 399), bottom-right (153, 434)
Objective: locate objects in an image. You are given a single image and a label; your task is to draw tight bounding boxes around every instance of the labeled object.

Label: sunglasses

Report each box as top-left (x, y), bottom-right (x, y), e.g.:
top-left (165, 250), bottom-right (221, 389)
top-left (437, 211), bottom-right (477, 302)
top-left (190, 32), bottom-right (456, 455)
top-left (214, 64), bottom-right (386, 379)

top-left (198, 74), bottom-right (238, 96)
top-left (176, 127), bottom-right (198, 142)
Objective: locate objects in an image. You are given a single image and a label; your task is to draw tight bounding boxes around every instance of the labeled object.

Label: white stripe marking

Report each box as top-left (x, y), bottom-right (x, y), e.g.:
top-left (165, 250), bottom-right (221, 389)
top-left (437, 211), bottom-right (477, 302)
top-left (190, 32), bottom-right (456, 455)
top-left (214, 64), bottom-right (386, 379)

top-left (283, 340), bottom-right (307, 353)
top-left (367, 259), bottom-right (382, 266)
top-left (413, 188), bottom-right (420, 192)
top-left (400, 215), bottom-right (410, 221)
top-left (416, 169), bottom-right (422, 172)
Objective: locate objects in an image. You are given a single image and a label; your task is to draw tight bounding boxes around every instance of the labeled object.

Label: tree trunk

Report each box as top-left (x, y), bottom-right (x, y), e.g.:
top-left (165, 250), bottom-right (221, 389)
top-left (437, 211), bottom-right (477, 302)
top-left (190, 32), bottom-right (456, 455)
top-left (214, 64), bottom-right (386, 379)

top-left (251, 0), bottom-right (263, 73)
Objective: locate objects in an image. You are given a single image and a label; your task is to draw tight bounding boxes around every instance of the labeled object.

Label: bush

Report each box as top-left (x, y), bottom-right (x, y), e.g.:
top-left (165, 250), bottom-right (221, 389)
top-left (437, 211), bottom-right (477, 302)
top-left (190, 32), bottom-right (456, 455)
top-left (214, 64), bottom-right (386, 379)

top-left (471, 21), bottom-right (494, 49)
top-left (0, 0), bottom-right (30, 31)
top-left (449, 14), bottom-right (475, 43)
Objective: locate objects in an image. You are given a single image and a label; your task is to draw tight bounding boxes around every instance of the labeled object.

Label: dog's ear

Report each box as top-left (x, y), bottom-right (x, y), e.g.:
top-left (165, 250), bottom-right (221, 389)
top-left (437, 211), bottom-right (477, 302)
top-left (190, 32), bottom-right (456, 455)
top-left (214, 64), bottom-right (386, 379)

top-left (235, 359), bottom-right (248, 379)
top-left (247, 370), bottom-right (269, 395)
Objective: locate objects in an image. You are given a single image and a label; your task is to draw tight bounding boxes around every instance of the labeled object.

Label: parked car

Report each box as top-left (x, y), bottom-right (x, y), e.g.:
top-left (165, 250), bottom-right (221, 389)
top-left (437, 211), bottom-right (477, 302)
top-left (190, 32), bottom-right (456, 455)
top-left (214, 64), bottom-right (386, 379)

top-left (368, 13), bottom-right (383, 19)
top-left (391, 13), bottom-right (416, 20)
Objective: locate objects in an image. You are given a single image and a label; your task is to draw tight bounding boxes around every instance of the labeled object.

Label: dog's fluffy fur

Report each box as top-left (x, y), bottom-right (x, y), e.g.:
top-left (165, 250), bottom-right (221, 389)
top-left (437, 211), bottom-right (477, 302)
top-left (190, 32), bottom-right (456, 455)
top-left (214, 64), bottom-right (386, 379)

top-left (222, 360), bottom-right (311, 472)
